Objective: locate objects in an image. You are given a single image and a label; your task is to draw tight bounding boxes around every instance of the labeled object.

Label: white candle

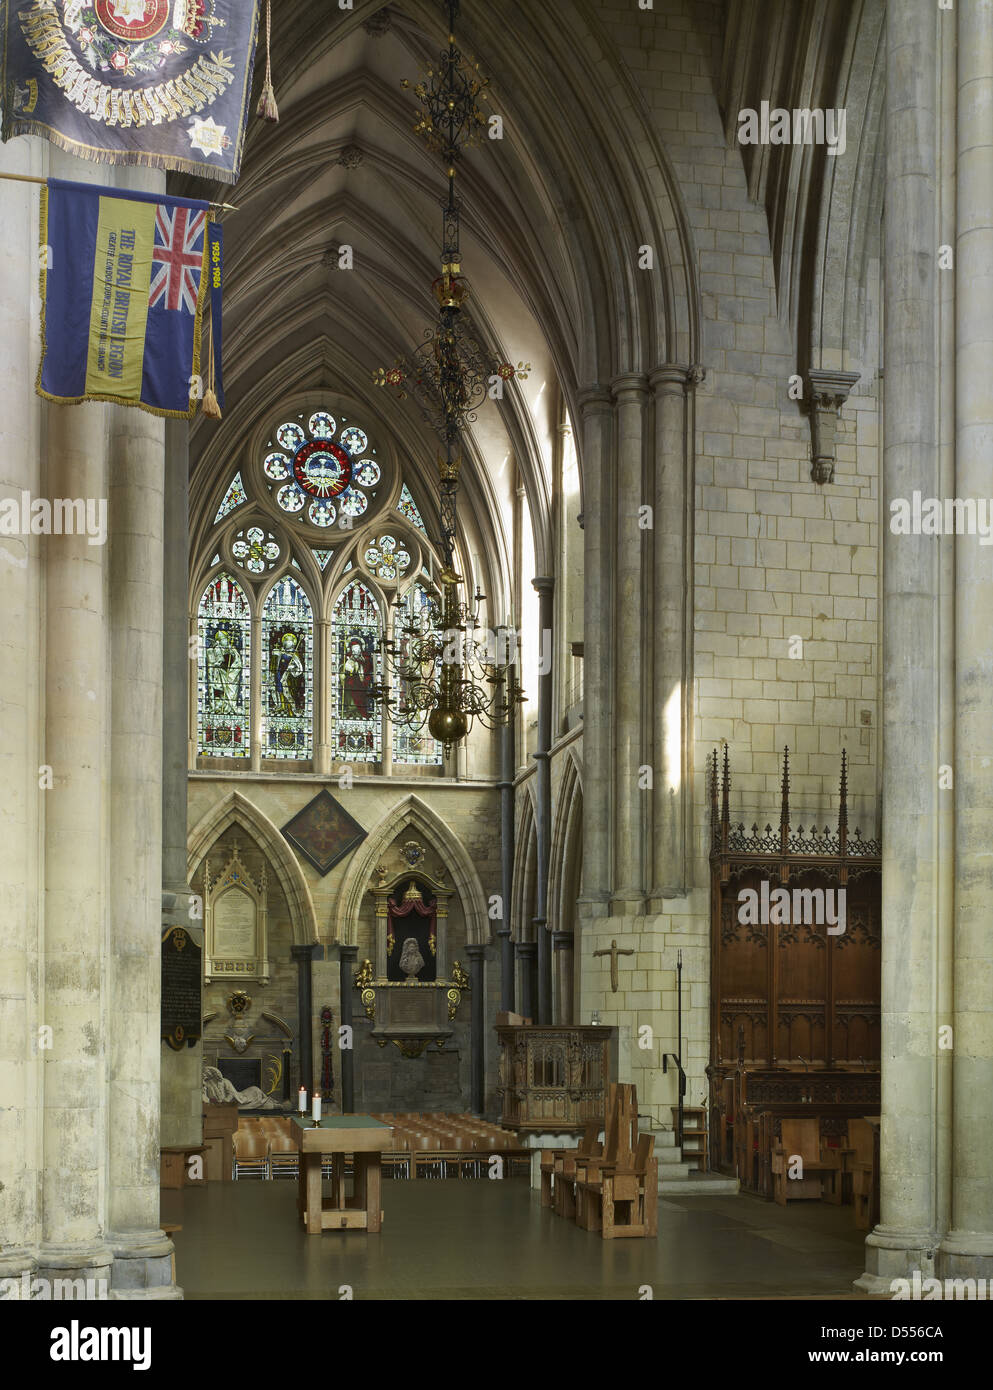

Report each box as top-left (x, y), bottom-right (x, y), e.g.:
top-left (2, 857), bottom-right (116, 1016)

top-left (298, 1087), bottom-right (307, 1113)
top-left (312, 1092), bottom-right (321, 1122)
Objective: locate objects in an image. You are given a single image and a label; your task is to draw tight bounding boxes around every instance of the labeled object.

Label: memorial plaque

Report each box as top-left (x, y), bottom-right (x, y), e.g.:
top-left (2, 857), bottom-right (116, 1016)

top-left (219, 1058), bottom-right (262, 1094)
top-left (162, 926), bottom-right (202, 1051)
top-left (213, 888), bottom-right (257, 959)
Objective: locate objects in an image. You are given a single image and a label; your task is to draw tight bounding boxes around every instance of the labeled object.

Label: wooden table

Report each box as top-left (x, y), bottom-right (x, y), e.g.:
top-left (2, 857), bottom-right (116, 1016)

top-left (293, 1116), bottom-right (391, 1234)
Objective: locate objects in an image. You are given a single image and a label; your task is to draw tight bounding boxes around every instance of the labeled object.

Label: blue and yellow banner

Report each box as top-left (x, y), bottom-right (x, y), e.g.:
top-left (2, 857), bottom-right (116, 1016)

top-left (38, 176), bottom-right (211, 418)
top-left (2, 1), bottom-right (261, 184)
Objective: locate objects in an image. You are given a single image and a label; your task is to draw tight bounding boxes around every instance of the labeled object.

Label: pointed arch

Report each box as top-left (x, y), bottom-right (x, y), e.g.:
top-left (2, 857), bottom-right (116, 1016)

top-left (332, 794), bottom-right (491, 946)
top-left (511, 793), bottom-right (538, 944)
top-left (187, 790), bottom-right (319, 946)
top-left (549, 755), bottom-right (584, 935)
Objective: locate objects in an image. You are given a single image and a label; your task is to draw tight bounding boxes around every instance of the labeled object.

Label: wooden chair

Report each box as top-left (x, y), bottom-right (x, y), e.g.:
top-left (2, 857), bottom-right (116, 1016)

top-left (232, 1127), bottom-right (269, 1180)
top-left (848, 1118), bottom-right (879, 1229)
top-left (267, 1130), bottom-right (300, 1179)
top-left (770, 1119), bottom-right (835, 1205)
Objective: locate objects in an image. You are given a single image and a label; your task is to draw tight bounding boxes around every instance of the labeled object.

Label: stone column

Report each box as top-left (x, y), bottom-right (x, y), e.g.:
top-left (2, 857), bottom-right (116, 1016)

top-left (517, 941), bottom-right (537, 1022)
top-left (941, 0), bottom-right (993, 1283)
top-left (106, 387), bottom-right (175, 1295)
top-left (339, 944), bottom-right (357, 1111)
top-left (649, 367), bottom-right (690, 901)
top-left (466, 943), bottom-right (486, 1114)
top-left (497, 709), bottom-right (516, 1011)
top-left (292, 945), bottom-right (319, 1096)
top-left (532, 576), bottom-right (554, 1022)
top-left (0, 136), bottom-right (45, 1293)
top-left (38, 391), bottom-right (112, 1292)
top-left (577, 388), bottom-right (613, 910)
top-left (610, 374), bottom-right (648, 910)
top-left (553, 932), bottom-right (574, 1025)
top-left (160, 419), bottom-right (201, 1151)
top-left (857, 0), bottom-right (942, 1292)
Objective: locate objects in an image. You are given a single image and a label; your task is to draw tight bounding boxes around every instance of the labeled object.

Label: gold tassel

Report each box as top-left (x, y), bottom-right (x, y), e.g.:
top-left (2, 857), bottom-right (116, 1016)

top-left (257, 0), bottom-right (278, 122)
top-left (201, 295), bottom-right (222, 420)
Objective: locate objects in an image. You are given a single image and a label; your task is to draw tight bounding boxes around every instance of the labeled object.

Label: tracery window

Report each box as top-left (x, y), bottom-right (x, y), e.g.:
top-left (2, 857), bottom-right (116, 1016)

top-left (264, 411), bottom-right (380, 528)
top-left (261, 575), bottom-right (313, 760)
top-left (331, 580), bottom-right (382, 763)
top-left (194, 401), bottom-right (460, 774)
top-left (393, 583), bottom-right (443, 766)
top-left (198, 573), bottom-right (251, 757)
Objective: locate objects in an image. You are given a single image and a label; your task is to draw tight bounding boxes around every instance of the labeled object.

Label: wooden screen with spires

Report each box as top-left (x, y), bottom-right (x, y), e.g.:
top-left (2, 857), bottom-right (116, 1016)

top-left (706, 748), bottom-right (882, 1180)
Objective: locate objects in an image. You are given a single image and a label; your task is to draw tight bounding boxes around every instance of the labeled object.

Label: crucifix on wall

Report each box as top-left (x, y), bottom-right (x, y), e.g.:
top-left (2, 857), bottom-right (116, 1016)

top-left (594, 939), bottom-right (634, 992)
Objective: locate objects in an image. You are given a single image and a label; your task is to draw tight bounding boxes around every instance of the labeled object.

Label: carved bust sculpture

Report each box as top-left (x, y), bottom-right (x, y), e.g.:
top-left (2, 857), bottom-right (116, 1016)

top-left (399, 936), bottom-right (425, 980)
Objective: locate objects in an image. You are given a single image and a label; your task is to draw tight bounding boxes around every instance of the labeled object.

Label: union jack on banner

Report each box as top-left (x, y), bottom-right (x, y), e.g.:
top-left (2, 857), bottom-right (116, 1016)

top-left (149, 204), bottom-right (206, 314)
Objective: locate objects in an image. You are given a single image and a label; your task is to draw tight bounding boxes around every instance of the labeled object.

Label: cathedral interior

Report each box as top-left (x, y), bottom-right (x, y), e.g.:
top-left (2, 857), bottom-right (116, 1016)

top-left (1, 0), bottom-right (991, 1327)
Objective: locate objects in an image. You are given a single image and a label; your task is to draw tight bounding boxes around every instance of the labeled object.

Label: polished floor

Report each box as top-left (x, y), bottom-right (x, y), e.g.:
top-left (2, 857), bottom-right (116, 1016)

top-left (162, 1179), bottom-right (867, 1300)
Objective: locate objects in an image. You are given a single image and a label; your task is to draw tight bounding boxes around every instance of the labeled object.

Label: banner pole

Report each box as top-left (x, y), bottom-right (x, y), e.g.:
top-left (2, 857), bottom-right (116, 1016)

top-left (0, 172), bottom-right (238, 211)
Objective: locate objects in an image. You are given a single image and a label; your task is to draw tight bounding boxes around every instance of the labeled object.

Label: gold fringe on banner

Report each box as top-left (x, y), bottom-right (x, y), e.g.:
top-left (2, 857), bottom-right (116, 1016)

top-left (257, 0), bottom-right (279, 123)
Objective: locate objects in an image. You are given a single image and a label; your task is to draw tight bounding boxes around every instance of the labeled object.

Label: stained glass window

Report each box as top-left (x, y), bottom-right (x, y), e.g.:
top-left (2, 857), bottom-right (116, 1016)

top-left (393, 584), bottom-right (443, 766)
top-left (214, 472), bottom-right (248, 522)
top-left (363, 534), bottom-right (411, 583)
top-left (397, 483), bottom-right (426, 533)
top-left (264, 412), bottom-right (378, 529)
top-left (330, 580), bottom-right (382, 763)
top-left (261, 575), bottom-right (313, 760)
top-left (198, 573), bottom-right (251, 757)
top-left (231, 525), bottom-right (280, 575)
top-left (312, 548), bottom-right (334, 572)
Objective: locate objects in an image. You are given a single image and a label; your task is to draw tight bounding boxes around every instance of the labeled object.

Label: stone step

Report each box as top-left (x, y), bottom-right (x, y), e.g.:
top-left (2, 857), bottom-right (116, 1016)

top-left (660, 1173), bottom-right (740, 1196)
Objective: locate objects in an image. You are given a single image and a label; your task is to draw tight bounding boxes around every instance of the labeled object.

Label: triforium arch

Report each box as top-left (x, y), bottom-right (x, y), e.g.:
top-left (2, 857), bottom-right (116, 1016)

top-left (332, 794), bottom-right (491, 947)
top-left (187, 790), bottom-right (319, 946)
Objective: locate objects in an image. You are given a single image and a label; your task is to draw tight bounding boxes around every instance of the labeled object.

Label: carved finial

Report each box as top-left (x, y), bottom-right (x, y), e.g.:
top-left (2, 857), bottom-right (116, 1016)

top-left (721, 742), bottom-right (730, 829)
top-left (710, 748), bottom-right (720, 838)
top-left (838, 747), bottom-right (848, 850)
top-left (780, 746), bottom-right (791, 830)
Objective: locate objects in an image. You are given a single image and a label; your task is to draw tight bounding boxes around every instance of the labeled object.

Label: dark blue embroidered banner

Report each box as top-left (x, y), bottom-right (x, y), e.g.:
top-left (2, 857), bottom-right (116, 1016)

top-left (2, 1), bottom-right (260, 184)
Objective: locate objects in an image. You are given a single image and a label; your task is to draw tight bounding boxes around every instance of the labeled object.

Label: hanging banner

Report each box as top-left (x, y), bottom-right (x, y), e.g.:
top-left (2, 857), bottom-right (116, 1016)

top-left (1, 1), bottom-right (261, 184)
top-left (38, 176), bottom-right (211, 418)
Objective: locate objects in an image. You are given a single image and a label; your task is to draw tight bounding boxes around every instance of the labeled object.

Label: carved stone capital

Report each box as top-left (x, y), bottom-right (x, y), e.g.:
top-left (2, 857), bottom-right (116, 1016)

top-left (806, 369), bottom-right (860, 484)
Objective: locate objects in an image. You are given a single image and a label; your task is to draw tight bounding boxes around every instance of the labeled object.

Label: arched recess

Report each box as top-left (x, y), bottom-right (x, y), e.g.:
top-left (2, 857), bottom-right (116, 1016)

top-left (511, 790), bottom-right (537, 943)
top-left (332, 794), bottom-right (490, 947)
top-left (187, 790), bottom-right (319, 946)
top-left (548, 753), bottom-right (584, 937)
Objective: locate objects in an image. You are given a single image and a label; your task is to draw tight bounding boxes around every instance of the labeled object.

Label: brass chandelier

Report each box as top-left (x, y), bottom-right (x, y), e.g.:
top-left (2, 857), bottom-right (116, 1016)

top-left (372, 0), bottom-right (525, 751)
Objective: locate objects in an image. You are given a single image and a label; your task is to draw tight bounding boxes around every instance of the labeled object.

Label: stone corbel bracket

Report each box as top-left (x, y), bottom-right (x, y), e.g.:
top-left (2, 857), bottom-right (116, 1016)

top-left (806, 369), bottom-right (861, 484)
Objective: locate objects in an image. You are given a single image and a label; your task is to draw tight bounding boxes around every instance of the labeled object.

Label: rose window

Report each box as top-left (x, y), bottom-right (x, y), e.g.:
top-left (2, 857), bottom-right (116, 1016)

top-left (263, 412), bottom-right (379, 528)
top-left (231, 526), bottom-right (280, 574)
top-left (364, 534), bottom-right (411, 583)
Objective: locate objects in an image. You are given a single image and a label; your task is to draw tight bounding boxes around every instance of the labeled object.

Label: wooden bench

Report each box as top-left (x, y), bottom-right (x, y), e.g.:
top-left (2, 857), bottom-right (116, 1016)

top-left (575, 1085), bottom-right (658, 1239)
